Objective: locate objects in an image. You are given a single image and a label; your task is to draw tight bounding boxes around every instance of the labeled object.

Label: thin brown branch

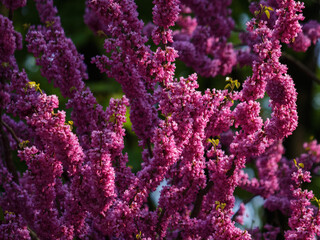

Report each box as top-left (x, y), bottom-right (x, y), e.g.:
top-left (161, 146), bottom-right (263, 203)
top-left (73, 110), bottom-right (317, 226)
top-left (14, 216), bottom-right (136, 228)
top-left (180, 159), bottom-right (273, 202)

top-left (7, 0), bottom-right (13, 20)
top-left (147, 139), bottom-right (153, 159)
top-left (0, 116), bottom-right (19, 183)
top-left (281, 52), bottom-right (320, 85)
top-left (28, 227), bottom-right (40, 240)
top-left (190, 181), bottom-right (214, 219)
top-left (1, 119), bottom-right (21, 145)
top-left (8, 9), bottom-right (13, 20)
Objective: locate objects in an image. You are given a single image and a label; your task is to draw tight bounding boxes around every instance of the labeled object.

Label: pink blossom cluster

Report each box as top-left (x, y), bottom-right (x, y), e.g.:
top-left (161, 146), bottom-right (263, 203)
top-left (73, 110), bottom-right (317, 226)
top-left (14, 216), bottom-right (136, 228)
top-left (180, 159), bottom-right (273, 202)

top-left (172, 0), bottom-right (237, 77)
top-left (291, 20), bottom-right (320, 52)
top-left (0, 0), bottom-right (320, 239)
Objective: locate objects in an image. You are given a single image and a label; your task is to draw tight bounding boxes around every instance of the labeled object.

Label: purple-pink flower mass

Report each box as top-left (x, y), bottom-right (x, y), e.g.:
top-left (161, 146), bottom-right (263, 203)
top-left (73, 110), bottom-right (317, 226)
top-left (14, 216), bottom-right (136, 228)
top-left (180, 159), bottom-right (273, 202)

top-left (0, 0), bottom-right (320, 239)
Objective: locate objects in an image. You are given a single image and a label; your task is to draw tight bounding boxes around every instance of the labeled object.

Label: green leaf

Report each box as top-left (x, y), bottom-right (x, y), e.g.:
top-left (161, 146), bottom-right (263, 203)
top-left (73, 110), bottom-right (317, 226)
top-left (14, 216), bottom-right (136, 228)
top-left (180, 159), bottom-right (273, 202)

top-left (254, 10), bottom-right (260, 17)
top-left (265, 10), bottom-right (270, 19)
top-left (234, 80), bottom-right (240, 89)
top-left (19, 140), bottom-right (30, 149)
top-left (266, 6), bottom-right (274, 11)
top-left (220, 203), bottom-right (226, 210)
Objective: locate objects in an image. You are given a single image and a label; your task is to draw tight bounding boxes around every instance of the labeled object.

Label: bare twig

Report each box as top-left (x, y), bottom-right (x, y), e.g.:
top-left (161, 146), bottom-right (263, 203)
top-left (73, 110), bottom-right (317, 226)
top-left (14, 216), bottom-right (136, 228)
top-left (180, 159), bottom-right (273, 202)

top-left (28, 227), bottom-right (40, 240)
top-left (190, 181), bottom-right (214, 218)
top-left (281, 52), bottom-right (320, 85)
top-left (0, 114), bottom-right (19, 183)
top-left (1, 119), bottom-right (21, 144)
top-left (147, 139), bottom-right (153, 159)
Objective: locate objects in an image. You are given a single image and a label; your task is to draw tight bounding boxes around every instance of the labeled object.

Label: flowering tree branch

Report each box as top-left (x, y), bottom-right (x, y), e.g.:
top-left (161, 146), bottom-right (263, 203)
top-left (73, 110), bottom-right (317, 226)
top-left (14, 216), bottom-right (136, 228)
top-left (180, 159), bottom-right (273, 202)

top-left (0, 0), bottom-right (320, 239)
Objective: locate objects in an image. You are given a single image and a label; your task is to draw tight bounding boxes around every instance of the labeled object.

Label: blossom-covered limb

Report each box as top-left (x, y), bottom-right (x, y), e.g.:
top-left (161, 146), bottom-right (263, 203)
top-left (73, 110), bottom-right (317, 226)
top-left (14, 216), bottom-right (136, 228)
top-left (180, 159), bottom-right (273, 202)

top-left (88, 0), bottom-right (159, 144)
top-left (0, 211), bottom-right (31, 240)
top-left (173, 0), bottom-right (236, 77)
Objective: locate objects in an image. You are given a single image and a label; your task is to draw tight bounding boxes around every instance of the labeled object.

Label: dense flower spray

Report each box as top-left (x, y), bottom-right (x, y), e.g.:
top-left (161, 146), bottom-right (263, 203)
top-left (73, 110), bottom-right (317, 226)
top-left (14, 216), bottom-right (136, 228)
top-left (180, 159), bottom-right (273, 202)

top-left (0, 0), bottom-right (320, 239)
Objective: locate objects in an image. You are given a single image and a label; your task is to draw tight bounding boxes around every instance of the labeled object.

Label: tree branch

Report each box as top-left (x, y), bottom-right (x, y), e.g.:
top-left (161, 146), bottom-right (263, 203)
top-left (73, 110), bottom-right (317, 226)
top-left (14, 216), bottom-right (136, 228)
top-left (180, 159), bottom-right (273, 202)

top-left (28, 227), bottom-right (40, 240)
top-left (281, 52), bottom-right (320, 85)
top-left (147, 139), bottom-right (153, 159)
top-left (1, 119), bottom-right (21, 145)
top-left (190, 181), bottom-right (214, 219)
top-left (0, 114), bottom-right (19, 183)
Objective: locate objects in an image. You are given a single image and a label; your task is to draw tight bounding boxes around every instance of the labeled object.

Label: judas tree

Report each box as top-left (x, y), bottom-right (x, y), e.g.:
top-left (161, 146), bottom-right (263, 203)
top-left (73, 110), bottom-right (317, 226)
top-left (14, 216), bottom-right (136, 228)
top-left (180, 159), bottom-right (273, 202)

top-left (0, 0), bottom-right (320, 239)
